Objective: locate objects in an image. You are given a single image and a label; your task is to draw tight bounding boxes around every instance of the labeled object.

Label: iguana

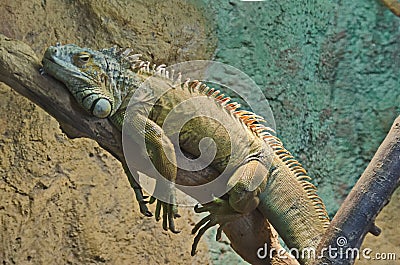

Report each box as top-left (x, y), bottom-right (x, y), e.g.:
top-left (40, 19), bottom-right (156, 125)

top-left (42, 43), bottom-right (330, 264)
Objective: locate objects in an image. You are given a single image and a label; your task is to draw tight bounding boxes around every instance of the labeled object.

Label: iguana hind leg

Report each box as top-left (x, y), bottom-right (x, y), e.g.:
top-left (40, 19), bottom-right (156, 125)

top-left (227, 160), bottom-right (268, 213)
top-left (191, 160), bottom-right (269, 255)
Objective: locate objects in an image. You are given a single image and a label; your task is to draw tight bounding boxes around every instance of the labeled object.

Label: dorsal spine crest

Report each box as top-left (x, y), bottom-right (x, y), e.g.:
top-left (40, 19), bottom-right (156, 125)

top-left (125, 54), bottom-right (330, 228)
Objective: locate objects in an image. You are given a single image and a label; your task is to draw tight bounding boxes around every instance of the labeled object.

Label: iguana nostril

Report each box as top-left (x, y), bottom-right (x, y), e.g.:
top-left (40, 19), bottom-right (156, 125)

top-left (50, 47), bottom-right (58, 56)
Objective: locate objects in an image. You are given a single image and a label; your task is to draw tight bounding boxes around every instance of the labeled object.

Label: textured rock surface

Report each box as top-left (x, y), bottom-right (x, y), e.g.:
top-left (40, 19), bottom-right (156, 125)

top-left (0, 0), bottom-right (215, 264)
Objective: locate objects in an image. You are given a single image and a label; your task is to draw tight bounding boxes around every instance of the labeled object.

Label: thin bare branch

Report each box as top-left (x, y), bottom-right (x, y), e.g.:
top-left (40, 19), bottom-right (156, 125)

top-left (314, 115), bottom-right (400, 265)
top-left (381, 0), bottom-right (400, 17)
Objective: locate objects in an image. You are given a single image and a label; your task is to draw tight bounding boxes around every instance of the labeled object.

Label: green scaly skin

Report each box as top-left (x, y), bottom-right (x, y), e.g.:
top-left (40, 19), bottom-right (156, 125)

top-left (42, 44), bottom-right (329, 264)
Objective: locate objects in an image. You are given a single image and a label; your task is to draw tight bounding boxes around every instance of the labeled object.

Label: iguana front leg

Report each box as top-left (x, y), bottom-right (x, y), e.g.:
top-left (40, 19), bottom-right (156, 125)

top-left (111, 111), bottom-right (180, 233)
top-left (191, 160), bottom-right (269, 255)
top-left (122, 164), bottom-right (152, 217)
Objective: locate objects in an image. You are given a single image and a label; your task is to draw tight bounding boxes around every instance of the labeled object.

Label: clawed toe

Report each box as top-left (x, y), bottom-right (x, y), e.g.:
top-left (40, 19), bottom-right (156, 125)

top-left (191, 199), bottom-right (243, 256)
top-left (191, 216), bottom-right (217, 256)
top-left (138, 199), bottom-right (152, 217)
top-left (151, 198), bottom-right (180, 233)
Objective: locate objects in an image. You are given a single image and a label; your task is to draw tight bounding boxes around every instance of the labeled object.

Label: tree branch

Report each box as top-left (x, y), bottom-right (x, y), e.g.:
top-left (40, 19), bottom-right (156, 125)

top-left (314, 115), bottom-right (400, 264)
top-left (380, 0), bottom-right (400, 17)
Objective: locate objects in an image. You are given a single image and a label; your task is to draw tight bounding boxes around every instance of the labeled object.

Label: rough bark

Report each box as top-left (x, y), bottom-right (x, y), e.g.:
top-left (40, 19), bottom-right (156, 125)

top-left (380, 0), bottom-right (400, 16)
top-left (313, 116), bottom-right (400, 265)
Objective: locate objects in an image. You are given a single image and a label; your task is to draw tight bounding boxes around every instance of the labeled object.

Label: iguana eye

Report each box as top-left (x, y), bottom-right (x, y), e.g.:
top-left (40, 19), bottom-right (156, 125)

top-left (78, 53), bottom-right (91, 62)
top-left (73, 52), bottom-right (92, 66)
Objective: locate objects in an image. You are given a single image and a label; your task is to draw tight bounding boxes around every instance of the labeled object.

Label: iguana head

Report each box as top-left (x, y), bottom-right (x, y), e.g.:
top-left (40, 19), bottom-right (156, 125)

top-left (42, 44), bottom-right (135, 118)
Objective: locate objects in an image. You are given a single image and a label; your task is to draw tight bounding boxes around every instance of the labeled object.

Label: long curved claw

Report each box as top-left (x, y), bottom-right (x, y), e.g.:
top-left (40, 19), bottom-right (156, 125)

top-left (194, 198), bottom-right (225, 213)
top-left (123, 167), bottom-right (153, 217)
top-left (191, 219), bottom-right (217, 256)
top-left (171, 204), bottom-right (180, 218)
top-left (162, 202), bottom-right (168, 231)
top-left (150, 197), bottom-right (180, 233)
top-left (191, 198), bottom-right (243, 256)
top-left (132, 186), bottom-right (152, 217)
top-left (193, 204), bottom-right (209, 213)
top-left (155, 199), bottom-right (161, 221)
top-left (216, 225), bottom-right (225, 241)
top-left (168, 203), bottom-right (180, 233)
top-left (191, 215), bottom-right (211, 235)
top-left (139, 200), bottom-right (152, 217)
